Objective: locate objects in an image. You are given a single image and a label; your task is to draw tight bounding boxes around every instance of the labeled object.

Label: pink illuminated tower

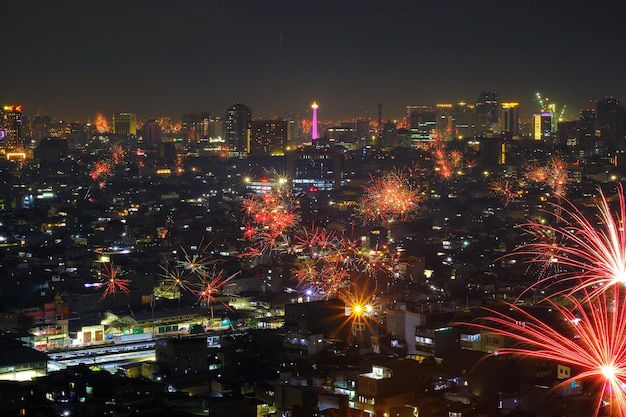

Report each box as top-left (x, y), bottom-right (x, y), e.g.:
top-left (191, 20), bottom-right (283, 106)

top-left (311, 101), bottom-right (319, 140)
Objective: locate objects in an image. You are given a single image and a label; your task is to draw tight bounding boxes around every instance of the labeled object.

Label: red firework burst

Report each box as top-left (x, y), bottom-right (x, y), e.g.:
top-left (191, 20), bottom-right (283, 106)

top-left (90, 160), bottom-right (112, 181)
top-left (490, 178), bottom-right (519, 206)
top-left (357, 168), bottom-right (421, 224)
top-left (193, 267), bottom-right (239, 309)
top-left (512, 184), bottom-right (626, 301)
top-left (241, 182), bottom-right (299, 256)
top-left (467, 288), bottom-right (626, 417)
top-left (98, 262), bottom-right (130, 300)
top-left (524, 156), bottom-right (570, 197)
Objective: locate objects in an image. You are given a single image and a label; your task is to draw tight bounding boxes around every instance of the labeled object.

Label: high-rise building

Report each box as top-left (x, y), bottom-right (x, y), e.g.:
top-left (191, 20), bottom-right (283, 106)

top-left (31, 115), bottom-right (48, 144)
top-left (380, 120), bottom-right (399, 147)
top-left (595, 97), bottom-right (624, 152)
top-left (407, 105), bottom-right (436, 146)
top-left (436, 104), bottom-right (453, 141)
top-left (209, 116), bottom-right (224, 140)
top-left (286, 145), bottom-right (344, 193)
top-left (475, 91), bottom-right (499, 126)
top-left (224, 103), bottom-right (252, 156)
top-left (452, 102), bottom-right (476, 139)
top-left (533, 112), bottom-right (552, 141)
top-left (112, 112), bottom-right (137, 136)
top-left (0, 105), bottom-right (23, 150)
top-left (311, 102), bottom-right (319, 140)
top-left (249, 119), bottom-right (288, 156)
top-left (142, 119), bottom-right (162, 148)
top-left (181, 111), bottom-right (210, 143)
top-left (501, 102), bottom-right (520, 139)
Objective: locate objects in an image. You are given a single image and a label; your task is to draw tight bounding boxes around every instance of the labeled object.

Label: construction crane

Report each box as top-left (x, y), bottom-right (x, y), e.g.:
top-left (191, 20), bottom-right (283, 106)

top-left (535, 92), bottom-right (567, 121)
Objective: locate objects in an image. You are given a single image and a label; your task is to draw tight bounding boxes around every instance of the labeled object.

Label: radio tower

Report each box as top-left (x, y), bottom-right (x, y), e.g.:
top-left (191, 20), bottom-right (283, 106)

top-left (311, 102), bottom-right (319, 141)
top-left (377, 99), bottom-right (383, 145)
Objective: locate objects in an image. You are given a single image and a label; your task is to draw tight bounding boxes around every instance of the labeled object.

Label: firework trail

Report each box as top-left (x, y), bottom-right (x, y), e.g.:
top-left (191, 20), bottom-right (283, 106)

top-left (468, 288), bottom-right (626, 417)
top-left (512, 184), bottom-right (626, 301)
top-left (97, 262), bottom-right (130, 300)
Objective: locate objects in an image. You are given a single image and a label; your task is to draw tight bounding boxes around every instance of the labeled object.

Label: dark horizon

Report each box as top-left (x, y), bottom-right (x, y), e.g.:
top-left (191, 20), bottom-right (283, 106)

top-left (3, 0), bottom-right (625, 122)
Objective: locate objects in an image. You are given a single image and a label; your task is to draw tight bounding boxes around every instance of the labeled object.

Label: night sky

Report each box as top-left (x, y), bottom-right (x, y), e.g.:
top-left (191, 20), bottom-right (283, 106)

top-left (3, 0), bottom-right (625, 122)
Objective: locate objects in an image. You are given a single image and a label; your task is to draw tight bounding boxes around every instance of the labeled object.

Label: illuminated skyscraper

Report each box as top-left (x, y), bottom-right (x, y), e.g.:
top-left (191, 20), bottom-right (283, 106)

top-left (113, 112), bottom-right (137, 135)
top-left (533, 112), bottom-right (552, 141)
top-left (311, 102), bottom-right (319, 140)
top-left (501, 102), bottom-right (520, 139)
top-left (407, 105), bottom-right (436, 145)
top-left (224, 103), bottom-right (252, 156)
top-left (0, 105), bottom-right (23, 149)
top-left (250, 119), bottom-right (288, 156)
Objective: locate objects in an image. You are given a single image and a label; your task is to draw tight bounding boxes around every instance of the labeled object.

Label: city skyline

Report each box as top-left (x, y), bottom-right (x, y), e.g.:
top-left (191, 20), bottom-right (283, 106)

top-left (2, 0), bottom-right (625, 122)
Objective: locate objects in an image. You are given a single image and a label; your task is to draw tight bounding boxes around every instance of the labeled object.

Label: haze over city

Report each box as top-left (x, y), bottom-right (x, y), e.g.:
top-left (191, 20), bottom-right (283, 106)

top-left (3, 0), bottom-right (626, 121)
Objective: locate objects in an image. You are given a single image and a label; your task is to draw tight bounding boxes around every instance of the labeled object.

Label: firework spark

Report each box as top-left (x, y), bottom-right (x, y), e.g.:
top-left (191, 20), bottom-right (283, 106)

top-left (524, 156), bottom-right (569, 197)
top-left (97, 262), bottom-right (130, 300)
top-left (512, 184), bottom-right (626, 301)
top-left (241, 176), bottom-right (300, 256)
top-left (490, 178), bottom-right (519, 206)
top-left (357, 168), bottom-right (421, 224)
top-left (468, 288), bottom-right (626, 417)
top-left (193, 267), bottom-right (239, 316)
top-left (155, 263), bottom-right (192, 300)
top-left (176, 239), bottom-right (215, 275)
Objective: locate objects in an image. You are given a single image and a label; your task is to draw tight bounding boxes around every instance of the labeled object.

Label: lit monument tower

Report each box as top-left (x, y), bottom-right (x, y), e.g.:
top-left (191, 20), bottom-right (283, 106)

top-left (311, 101), bottom-right (319, 141)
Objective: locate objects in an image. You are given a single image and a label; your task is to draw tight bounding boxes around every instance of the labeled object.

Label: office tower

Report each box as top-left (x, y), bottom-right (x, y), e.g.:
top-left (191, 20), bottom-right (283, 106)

top-left (209, 116), bottom-right (224, 139)
top-left (286, 145), bottom-right (344, 193)
top-left (326, 125), bottom-right (356, 147)
top-left (380, 120), bottom-right (399, 147)
top-left (501, 102), bottom-right (520, 139)
top-left (435, 104), bottom-right (453, 141)
top-left (249, 119), bottom-right (288, 156)
top-left (112, 112), bottom-right (137, 135)
top-left (0, 105), bottom-right (23, 149)
top-left (142, 119), bottom-right (162, 148)
top-left (407, 105), bottom-right (436, 146)
top-left (452, 102), bottom-right (476, 139)
top-left (475, 91), bottom-right (499, 126)
top-left (181, 111), bottom-right (210, 143)
top-left (355, 118), bottom-right (370, 145)
top-left (224, 103), bottom-right (252, 156)
top-left (48, 120), bottom-right (70, 138)
top-left (578, 108), bottom-right (596, 156)
top-left (66, 122), bottom-right (88, 149)
top-left (311, 102), bottom-right (319, 140)
top-left (533, 112), bottom-right (552, 141)
top-left (31, 115), bottom-right (48, 143)
top-left (595, 97), bottom-right (624, 151)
